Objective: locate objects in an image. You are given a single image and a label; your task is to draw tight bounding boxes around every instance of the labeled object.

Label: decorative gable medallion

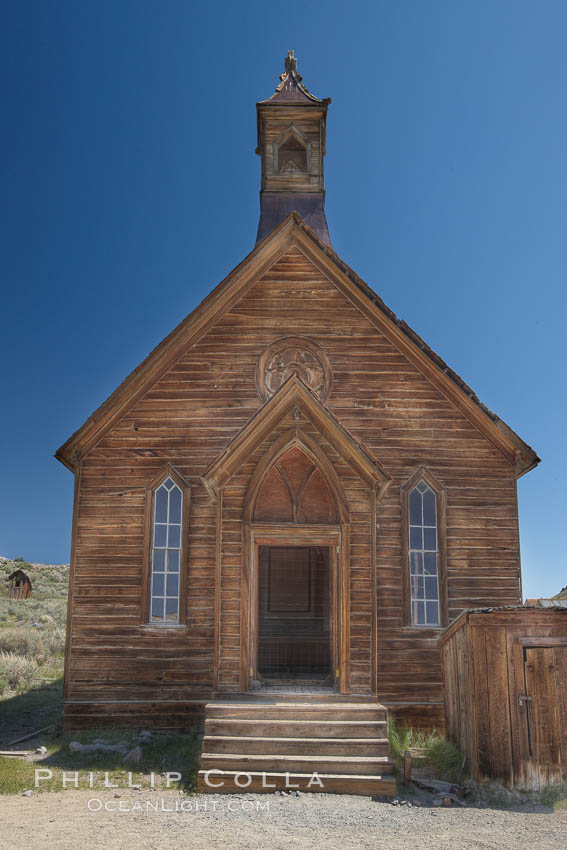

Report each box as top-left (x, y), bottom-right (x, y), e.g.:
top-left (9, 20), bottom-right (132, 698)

top-left (256, 337), bottom-right (332, 402)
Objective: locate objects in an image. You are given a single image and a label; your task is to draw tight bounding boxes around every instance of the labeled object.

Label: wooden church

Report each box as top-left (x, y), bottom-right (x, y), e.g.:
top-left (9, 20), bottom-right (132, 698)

top-left (56, 52), bottom-right (539, 792)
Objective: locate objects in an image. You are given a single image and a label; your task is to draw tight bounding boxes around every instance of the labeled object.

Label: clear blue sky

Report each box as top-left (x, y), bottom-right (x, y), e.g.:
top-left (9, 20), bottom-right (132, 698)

top-left (2, 1), bottom-right (565, 598)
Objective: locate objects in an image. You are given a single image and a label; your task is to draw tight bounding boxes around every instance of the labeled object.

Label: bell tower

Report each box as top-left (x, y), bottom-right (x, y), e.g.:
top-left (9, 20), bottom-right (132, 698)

top-left (256, 51), bottom-right (331, 246)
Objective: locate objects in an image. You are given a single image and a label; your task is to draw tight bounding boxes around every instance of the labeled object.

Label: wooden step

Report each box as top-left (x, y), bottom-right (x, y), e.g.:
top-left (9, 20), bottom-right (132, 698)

top-left (198, 697), bottom-right (395, 797)
top-left (214, 692), bottom-right (378, 703)
top-left (202, 735), bottom-right (390, 756)
top-left (197, 769), bottom-right (396, 796)
top-left (205, 718), bottom-right (387, 739)
top-left (200, 752), bottom-right (392, 776)
top-left (205, 701), bottom-right (386, 722)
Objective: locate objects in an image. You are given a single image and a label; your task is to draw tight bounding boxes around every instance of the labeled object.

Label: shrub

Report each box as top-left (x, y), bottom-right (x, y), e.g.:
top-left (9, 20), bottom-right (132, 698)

top-left (0, 652), bottom-right (39, 695)
top-left (0, 624), bottom-right (67, 659)
top-left (38, 614), bottom-right (54, 624)
top-left (387, 717), bottom-right (466, 783)
top-left (0, 627), bottom-right (45, 656)
top-left (45, 626), bottom-right (66, 655)
top-left (426, 737), bottom-right (465, 783)
top-left (387, 716), bottom-right (411, 772)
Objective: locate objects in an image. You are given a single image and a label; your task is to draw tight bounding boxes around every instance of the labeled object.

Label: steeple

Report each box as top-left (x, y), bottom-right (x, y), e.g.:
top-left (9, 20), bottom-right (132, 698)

top-left (256, 51), bottom-right (331, 246)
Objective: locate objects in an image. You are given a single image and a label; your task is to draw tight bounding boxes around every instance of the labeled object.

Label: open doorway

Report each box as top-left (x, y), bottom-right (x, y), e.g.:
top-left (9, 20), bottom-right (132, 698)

top-left (257, 545), bottom-right (331, 682)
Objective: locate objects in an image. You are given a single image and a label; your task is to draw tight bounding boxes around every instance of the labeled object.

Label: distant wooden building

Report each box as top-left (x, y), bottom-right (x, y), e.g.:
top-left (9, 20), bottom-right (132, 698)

top-left (56, 52), bottom-right (540, 736)
top-left (7, 569), bottom-right (32, 600)
top-left (439, 605), bottom-right (567, 789)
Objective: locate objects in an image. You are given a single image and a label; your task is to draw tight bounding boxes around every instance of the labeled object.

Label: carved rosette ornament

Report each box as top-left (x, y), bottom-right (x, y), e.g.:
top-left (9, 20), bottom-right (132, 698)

top-left (257, 337), bottom-right (332, 402)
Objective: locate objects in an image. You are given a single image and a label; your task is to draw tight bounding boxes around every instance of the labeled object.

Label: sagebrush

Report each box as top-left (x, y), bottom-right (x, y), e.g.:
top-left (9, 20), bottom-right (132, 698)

top-left (0, 558), bottom-right (68, 698)
top-left (0, 651), bottom-right (39, 695)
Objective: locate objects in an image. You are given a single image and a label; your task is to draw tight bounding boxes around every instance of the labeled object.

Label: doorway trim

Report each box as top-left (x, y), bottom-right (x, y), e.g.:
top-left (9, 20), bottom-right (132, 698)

top-left (241, 523), bottom-right (349, 694)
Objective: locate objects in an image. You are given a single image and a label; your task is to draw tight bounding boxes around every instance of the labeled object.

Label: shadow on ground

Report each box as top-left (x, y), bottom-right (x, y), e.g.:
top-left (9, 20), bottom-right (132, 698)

top-left (0, 678), bottom-right (63, 747)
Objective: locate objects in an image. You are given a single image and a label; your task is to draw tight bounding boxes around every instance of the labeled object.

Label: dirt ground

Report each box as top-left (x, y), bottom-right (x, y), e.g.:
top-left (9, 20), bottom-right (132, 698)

top-left (1, 788), bottom-right (566, 850)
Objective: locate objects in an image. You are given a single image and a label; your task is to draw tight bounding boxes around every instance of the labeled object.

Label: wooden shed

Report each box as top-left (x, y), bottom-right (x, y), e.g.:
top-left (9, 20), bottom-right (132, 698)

top-left (7, 569), bottom-right (32, 600)
top-left (439, 604), bottom-right (567, 789)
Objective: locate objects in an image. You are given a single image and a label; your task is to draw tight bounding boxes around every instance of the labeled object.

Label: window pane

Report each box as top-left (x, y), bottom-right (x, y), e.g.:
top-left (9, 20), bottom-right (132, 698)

top-left (423, 527), bottom-right (437, 551)
top-left (414, 601), bottom-right (425, 624)
top-left (169, 487), bottom-right (182, 524)
top-left (410, 526), bottom-right (422, 550)
top-left (154, 524), bottom-right (167, 547)
top-left (166, 573), bottom-right (179, 597)
top-left (165, 597), bottom-right (178, 621)
top-left (416, 481), bottom-right (427, 494)
top-left (152, 573), bottom-right (164, 596)
top-left (409, 489), bottom-right (421, 525)
top-left (425, 575), bottom-right (438, 600)
top-left (155, 487), bottom-right (168, 523)
top-left (151, 597), bottom-right (164, 621)
top-left (424, 552), bottom-right (437, 575)
top-left (153, 549), bottom-right (166, 572)
top-left (410, 551), bottom-right (423, 574)
top-left (168, 524), bottom-right (181, 549)
top-left (164, 477), bottom-right (175, 490)
top-left (411, 574), bottom-right (424, 599)
top-left (167, 549), bottom-right (180, 572)
top-left (426, 601), bottom-right (439, 625)
top-left (423, 490), bottom-right (436, 526)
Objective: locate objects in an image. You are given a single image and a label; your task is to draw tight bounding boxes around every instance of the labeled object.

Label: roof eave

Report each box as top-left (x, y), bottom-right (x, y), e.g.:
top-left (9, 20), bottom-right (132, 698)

top-left (56, 211), bottom-right (541, 479)
top-left (291, 218), bottom-right (540, 478)
top-left (54, 214), bottom-right (302, 470)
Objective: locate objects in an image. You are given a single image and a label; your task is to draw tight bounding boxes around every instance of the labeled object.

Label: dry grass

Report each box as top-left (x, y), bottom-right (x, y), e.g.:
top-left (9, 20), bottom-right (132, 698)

top-left (0, 727), bottom-right (202, 795)
top-left (387, 716), bottom-right (465, 784)
top-left (0, 652), bottom-right (39, 695)
top-left (0, 559), bottom-right (68, 703)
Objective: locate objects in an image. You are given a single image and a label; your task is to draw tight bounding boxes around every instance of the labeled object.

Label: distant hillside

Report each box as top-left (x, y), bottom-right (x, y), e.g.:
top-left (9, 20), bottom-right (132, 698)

top-left (553, 585), bottom-right (567, 599)
top-left (0, 558), bottom-right (69, 743)
top-left (0, 557), bottom-right (69, 600)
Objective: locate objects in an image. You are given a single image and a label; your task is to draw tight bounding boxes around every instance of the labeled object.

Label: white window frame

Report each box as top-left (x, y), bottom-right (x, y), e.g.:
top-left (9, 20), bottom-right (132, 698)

top-left (401, 466), bottom-right (447, 628)
top-left (142, 466), bottom-right (190, 628)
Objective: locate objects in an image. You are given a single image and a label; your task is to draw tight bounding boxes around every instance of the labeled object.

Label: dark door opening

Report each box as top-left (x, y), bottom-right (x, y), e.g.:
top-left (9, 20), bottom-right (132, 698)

top-left (258, 545), bottom-right (331, 681)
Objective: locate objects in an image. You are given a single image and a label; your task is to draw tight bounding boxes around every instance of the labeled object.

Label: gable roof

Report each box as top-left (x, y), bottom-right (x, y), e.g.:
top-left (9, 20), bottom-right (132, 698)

top-left (201, 374), bottom-right (391, 504)
top-left (55, 212), bottom-right (540, 476)
top-left (8, 569), bottom-right (32, 587)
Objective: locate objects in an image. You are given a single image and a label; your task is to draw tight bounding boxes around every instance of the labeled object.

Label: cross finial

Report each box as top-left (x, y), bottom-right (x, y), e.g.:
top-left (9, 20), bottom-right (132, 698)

top-left (281, 49), bottom-right (302, 82)
top-left (285, 50), bottom-right (297, 75)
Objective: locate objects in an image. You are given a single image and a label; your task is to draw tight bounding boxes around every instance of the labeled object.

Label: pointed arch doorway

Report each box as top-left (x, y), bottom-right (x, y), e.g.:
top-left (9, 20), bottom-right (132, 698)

top-left (241, 434), bottom-right (349, 694)
top-left (202, 377), bottom-right (392, 697)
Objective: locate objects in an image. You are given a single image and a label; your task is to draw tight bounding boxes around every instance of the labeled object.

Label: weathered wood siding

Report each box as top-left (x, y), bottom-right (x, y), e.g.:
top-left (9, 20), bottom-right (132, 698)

top-left (65, 244), bottom-right (522, 727)
top-left (7, 570), bottom-right (32, 601)
top-left (261, 108), bottom-right (324, 193)
top-left (440, 608), bottom-right (567, 789)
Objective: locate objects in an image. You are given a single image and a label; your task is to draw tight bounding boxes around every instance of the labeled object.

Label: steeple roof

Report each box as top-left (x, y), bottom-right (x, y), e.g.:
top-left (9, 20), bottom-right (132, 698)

top-left (258, 50), bottom-right (329, 106)
top-left (256, 52), bottom-right (331, 245)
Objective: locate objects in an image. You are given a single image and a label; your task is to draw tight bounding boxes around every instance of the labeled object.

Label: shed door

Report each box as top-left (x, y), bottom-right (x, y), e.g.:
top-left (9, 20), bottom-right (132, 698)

top-left (523, 646), bottom-right (567, 768)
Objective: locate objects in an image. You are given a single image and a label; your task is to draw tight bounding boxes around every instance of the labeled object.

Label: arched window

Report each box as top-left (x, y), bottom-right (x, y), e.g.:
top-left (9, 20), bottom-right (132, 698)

top-left (142, 468), bottom-right (190, 626)
top-left (402, 468), bottom-right (447, 627)
top-left (409, 481), bottom-right (439, 625)
top-left (272, 124), bottom-right (312, 175)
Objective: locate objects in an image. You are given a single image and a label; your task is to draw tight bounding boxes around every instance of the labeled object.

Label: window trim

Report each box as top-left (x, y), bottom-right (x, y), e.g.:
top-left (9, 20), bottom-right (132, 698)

top-left (401, 466), bottom-right (448, 629)
top-left (141, 465), bottom-right (191, 627)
